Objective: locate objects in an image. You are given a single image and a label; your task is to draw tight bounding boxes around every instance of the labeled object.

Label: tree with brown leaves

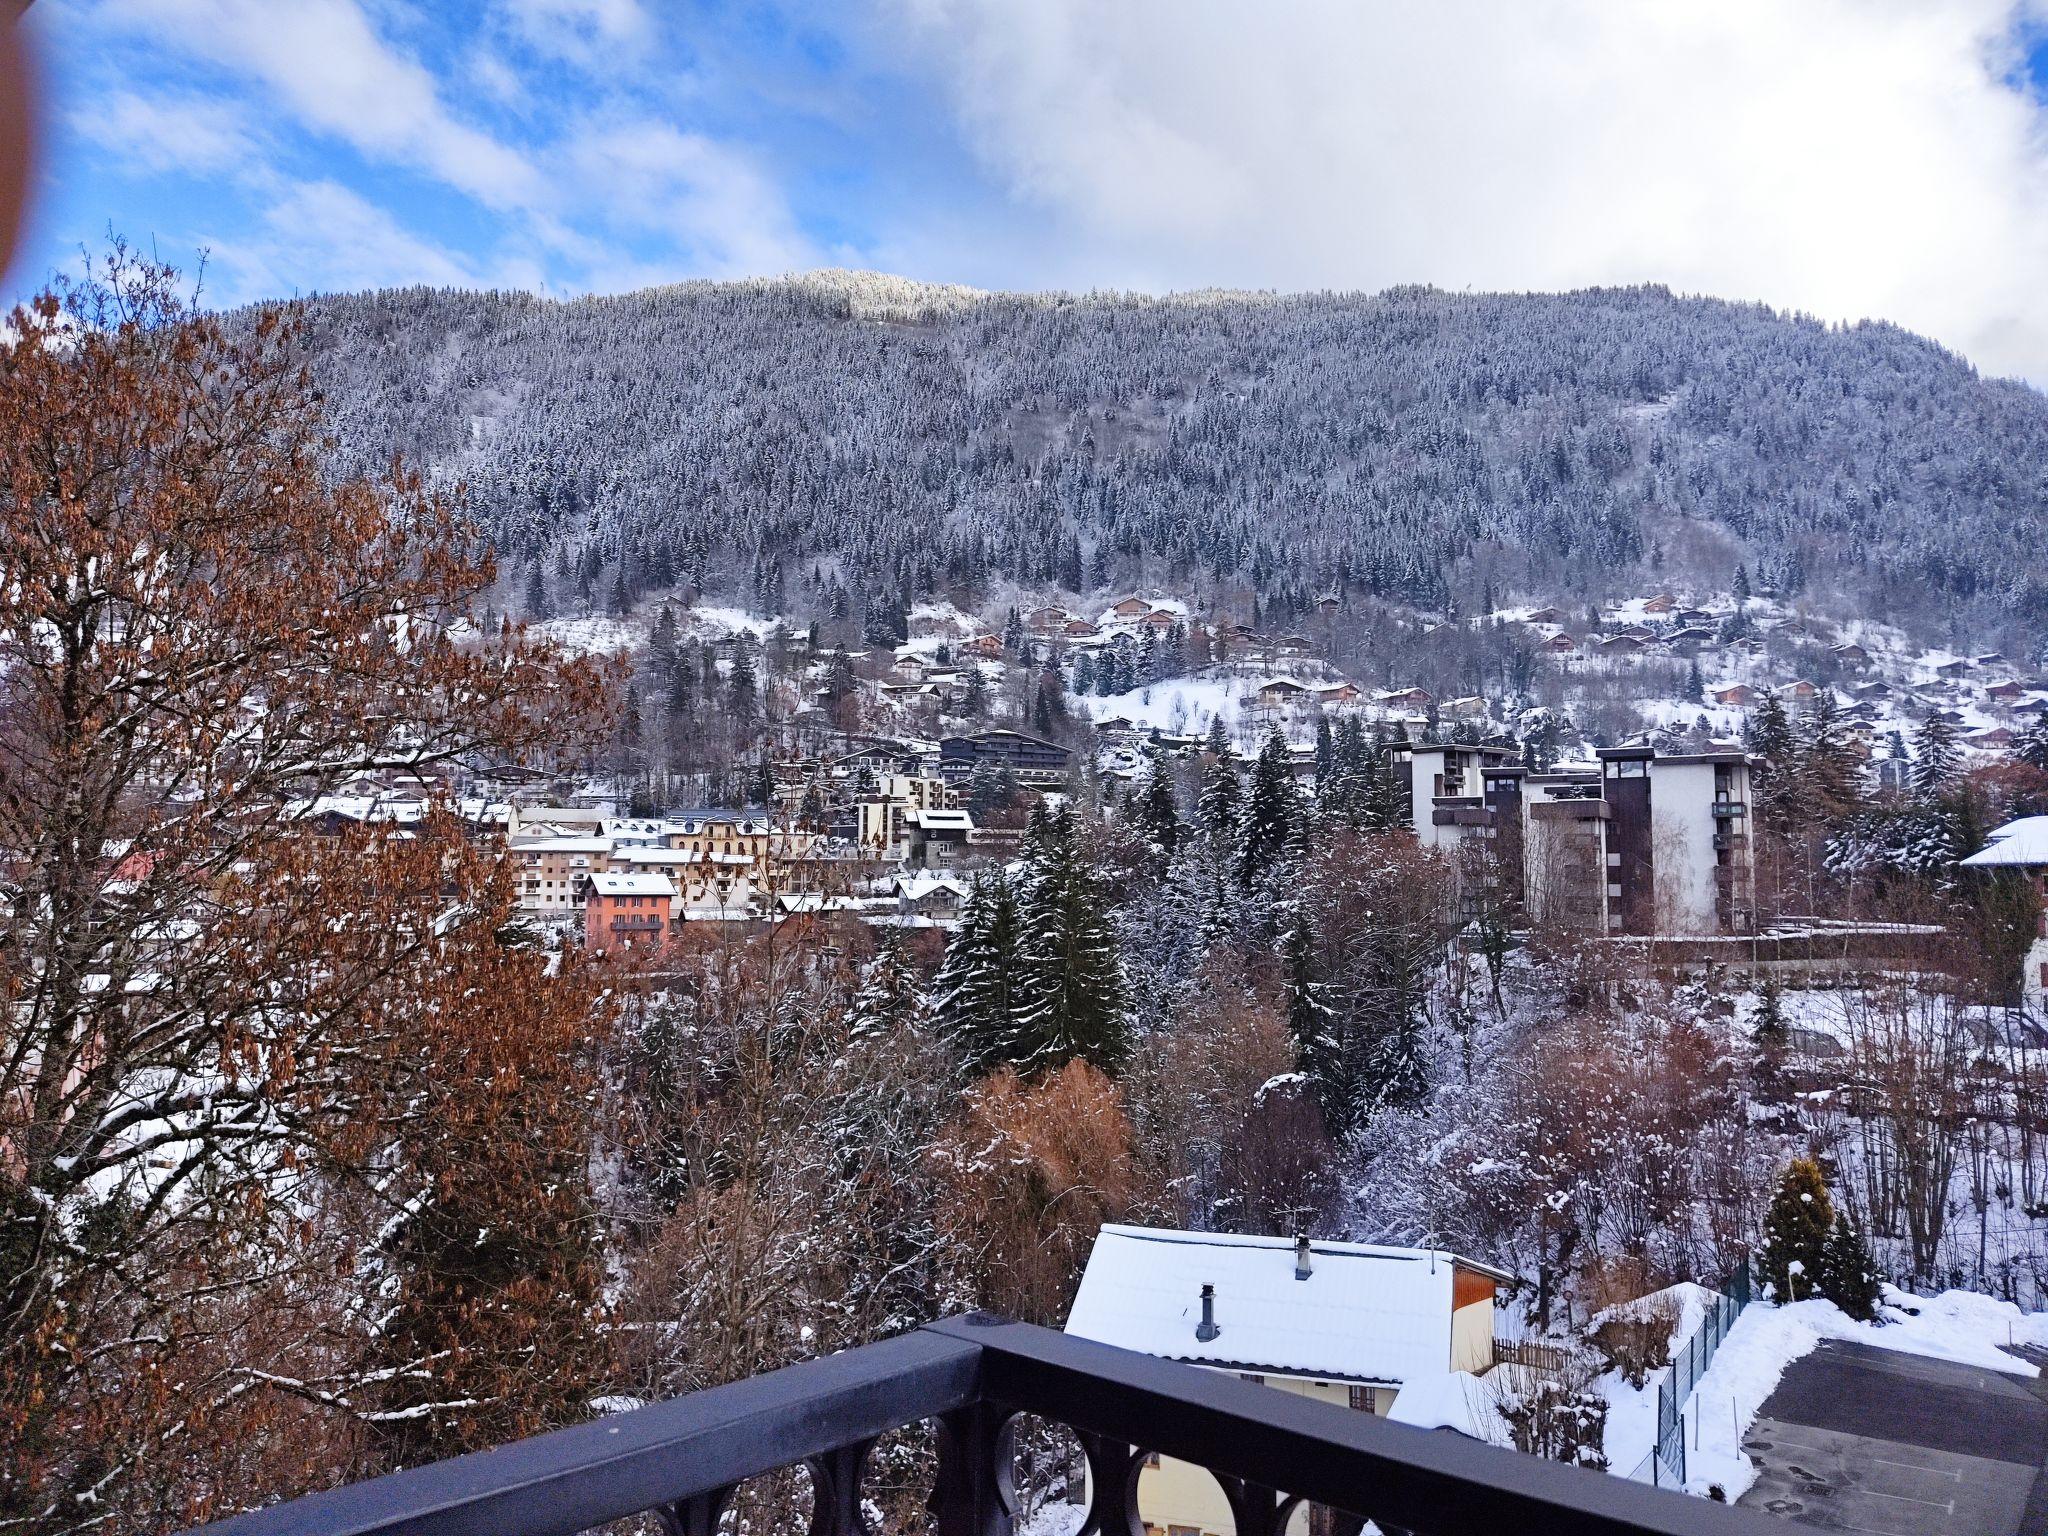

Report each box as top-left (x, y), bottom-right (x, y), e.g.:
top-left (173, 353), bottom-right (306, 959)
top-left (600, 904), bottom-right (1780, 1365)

top-left (0, 252), bottom-right (613, 1533)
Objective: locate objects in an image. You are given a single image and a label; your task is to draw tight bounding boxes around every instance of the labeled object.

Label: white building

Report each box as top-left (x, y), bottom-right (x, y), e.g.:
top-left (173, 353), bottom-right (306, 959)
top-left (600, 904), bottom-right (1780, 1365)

top-left (1961, 816), bottom-right (2048, 1006)
top-left (1064, 1225), bottom-right (1509, 1536)
top-left (1410, 744), bottom-right (1757, 936)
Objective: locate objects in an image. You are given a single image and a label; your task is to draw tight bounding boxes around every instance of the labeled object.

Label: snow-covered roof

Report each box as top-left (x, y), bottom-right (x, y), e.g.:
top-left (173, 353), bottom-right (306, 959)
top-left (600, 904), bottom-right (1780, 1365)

top-left (894, 873), bottom-right (968, 901)
top-left (1961, 816), bottom-right (2048, 868)
top-left (588, 872), bottom-right (677, 897)
top-left (1064, 1225), bottom-right (1508, 1387)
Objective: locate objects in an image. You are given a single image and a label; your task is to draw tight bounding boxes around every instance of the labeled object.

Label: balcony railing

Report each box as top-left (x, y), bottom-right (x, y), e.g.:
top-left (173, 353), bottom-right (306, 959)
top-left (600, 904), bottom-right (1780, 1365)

top-left (178, 1315), bottom-right (1782, 1536)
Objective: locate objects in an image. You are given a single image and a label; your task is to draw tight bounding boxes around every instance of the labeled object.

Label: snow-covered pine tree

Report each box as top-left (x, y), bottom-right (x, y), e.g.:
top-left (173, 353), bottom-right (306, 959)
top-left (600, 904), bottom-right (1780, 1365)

top-left (1139, 751), bottom-right (1181, 860)
top-left (1197, 756), bottom-right (1242, 849)
top-left (1910, 712), bottom-right (1961, 801)
top-left (1238, 727), bottom-right (1300, 885)
top-left (1817, 1211), bottom-right (1881, 1320)
top-left (1012, 805), bottom-right (1129, 1074)
top-left (1313, 715), bottom-right (1336, 798)
top-left (727, 633), bottom-right (759, 716)
top-left (932, 870), bottom-right (1023, 1072)
top-left (2018, 712), bottom-right (2048, 771)
top-left (1797, 692), bottom-right (1865, 825)
top-left (849, 929), bottom-right (928, 1038)
top-left (1759, 1157), bottom-right (1834, 1303)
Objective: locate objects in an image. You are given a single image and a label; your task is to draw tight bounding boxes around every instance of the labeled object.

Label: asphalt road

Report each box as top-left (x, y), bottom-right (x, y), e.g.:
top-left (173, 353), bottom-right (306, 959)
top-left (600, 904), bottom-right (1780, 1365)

top-left (1736, 1340), bottom-right (2048, 1535)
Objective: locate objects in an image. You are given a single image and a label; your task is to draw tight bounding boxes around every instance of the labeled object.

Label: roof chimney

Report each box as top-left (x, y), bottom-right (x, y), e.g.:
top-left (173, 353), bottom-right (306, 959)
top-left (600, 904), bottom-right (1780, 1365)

top-left (1295, 1233), bottom-right (1313, 1281)
top-left (1195, 1282), bottom-right (1220, 1342)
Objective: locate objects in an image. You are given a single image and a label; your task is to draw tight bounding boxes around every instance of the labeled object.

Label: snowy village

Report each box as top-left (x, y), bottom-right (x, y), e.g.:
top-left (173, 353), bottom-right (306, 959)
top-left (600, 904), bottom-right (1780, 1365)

top-left (19, 7), bottom-right (2048, 1536)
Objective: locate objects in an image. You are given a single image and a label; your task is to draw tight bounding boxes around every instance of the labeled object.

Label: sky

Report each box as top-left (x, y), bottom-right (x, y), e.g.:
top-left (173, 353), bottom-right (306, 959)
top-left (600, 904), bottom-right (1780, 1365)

top-left (20, 0), bottom-right (2048, 381)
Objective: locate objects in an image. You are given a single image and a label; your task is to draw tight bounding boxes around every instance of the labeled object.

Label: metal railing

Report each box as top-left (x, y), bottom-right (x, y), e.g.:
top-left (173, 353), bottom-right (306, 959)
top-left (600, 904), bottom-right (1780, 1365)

top-left (1630, 1266), bottom-right (1753, 1491)
top-left (181, 1314), bottom-right (1786, 1536)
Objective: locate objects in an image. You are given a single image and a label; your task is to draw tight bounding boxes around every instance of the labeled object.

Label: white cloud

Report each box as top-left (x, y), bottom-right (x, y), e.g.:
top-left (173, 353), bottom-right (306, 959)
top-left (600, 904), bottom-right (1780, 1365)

top-left (103, 0), bottom-right (540, 209)
top-left (71, 89), bottom-right (257, 174)
top-left (562, 120), bottom-right (817, 279)
top-left (886, 0), bottom-right (2048, 381)
top-left (200, 178), bottom-right (479, 301)
top-left (499, 0), bottom-right (650, 65)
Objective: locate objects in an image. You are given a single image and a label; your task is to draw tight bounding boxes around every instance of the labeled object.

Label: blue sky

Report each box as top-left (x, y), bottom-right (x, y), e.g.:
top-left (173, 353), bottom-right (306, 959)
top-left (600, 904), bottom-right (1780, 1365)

top-left (20, 2), bottom-right (2048, 381)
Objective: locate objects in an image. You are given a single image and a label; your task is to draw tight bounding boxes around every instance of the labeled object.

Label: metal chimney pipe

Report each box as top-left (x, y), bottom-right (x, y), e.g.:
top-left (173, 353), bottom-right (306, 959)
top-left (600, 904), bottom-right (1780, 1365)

top-left (1195, 1282), bottom-right (1219, 1342)
top-left (1295, 1233), bottom-right (1313, 1280)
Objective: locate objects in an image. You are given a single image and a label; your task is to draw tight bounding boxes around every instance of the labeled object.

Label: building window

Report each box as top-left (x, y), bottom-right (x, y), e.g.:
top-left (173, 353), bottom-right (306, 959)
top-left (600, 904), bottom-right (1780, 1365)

top-left (1349, 1386), bottom-right (1379, 1413)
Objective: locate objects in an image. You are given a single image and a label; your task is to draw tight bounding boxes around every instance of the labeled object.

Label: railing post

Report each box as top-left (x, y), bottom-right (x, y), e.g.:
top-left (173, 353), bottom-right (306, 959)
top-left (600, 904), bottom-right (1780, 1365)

top-left (808, 1438), bottom-right (879, 1536)
top-left (1074, 1433), bottom-right (1145, 1536)
top-left (934, 1402), bottom-right (1015, 1536)
top-left (655, 1484), bottom-right (735, 1536)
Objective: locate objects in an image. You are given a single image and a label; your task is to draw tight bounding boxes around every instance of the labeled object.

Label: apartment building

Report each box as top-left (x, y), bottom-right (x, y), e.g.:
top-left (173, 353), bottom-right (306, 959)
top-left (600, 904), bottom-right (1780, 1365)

top-left (936, 729), bottom-right (1073, 787)
top-left (511, 835), bottom-right (613, 919)
top-left (583, 871), bottom-right (678, 954)
top-left (1413, 744), bottom-right (1756, 936)
top-left (855, 774), bottom-right (959, 853)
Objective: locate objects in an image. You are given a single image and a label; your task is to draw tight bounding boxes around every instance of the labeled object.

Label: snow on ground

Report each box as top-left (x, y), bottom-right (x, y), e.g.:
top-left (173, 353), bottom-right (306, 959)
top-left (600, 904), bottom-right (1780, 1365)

top-left (1667, 1288), bottom-right (2048, 1500)
top-left (1077, 675), bottom-right (1248, 734)
top-left (533, 615), bottom-right (639, 655)
top-left (685, 605), bottom-right (779, 640)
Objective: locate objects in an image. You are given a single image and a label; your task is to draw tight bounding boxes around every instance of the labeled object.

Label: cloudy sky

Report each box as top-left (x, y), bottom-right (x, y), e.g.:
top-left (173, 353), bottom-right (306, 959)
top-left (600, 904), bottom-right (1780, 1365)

top-left (20, 0), bottom-right (2048, 379)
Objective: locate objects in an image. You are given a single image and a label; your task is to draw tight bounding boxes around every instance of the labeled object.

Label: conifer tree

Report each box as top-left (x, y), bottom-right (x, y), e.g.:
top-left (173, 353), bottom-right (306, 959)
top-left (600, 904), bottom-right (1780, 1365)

top-left (1760, 1158), bottom-right (1834, 1303)
top-left (1279, 895), bottom-right (1333, 1112)
top-left (2017, 713), bottom-right (2048, 772)
top-left (933, 870), bottom-right (1023, 1071)
top-left (849, 929), bottom-right (927, 1038)
top-left (523, 560), bottom-right (552, 619)
top-left (1817, 1212), bottom-right (1881, 1320)
top-left (1747, 692), bottom-right (1798, 832)
top-left (727, 634), bottom-right (759, 716)
top-left (1139, 752), bottom-right (1181, 859)
top-left (650, 602), bottom-right (678, 668)
top-left (1198, 757), bottom-right (1242, 847)
top-left (1238, 727), bottom-right (1300, 885)
top-left (1911, 712), bottom-right (1961, 802)
top-left (1013, 806), bottom-right (1128, 1074)
top-left (1799, 692), bottom-right (1865, 825)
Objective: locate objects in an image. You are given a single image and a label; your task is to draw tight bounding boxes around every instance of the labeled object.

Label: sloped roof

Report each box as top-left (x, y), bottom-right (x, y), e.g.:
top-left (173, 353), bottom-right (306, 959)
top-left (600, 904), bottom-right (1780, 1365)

top-left (1064, 1225), bottom-right (1507, 1386)
top-left (1962, 817), bottom-right (2048, 867)
top-left (589, 872), bottom-right (677, 897)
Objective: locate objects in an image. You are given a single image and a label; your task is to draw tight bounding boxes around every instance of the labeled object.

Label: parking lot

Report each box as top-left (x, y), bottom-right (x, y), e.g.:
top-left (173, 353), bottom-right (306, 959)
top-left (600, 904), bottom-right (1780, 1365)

top-left (1737, 1340), bottom-right (2048, 1535)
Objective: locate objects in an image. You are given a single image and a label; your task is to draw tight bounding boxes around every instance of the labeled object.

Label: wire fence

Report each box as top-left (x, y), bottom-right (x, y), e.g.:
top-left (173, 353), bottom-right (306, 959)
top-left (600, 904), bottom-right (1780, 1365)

top-left (1626, 1263), bottom-right (1751, 1491)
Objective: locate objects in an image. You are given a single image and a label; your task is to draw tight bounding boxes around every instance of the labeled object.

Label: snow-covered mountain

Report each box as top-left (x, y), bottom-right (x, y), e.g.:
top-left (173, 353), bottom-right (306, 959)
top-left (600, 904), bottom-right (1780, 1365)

top-left (299, 275), bottom-right (2048, 655)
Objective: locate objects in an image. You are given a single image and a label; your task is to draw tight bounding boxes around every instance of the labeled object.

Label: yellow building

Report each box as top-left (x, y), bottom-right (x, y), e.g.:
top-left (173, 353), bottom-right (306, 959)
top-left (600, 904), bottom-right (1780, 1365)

top-left (1064, 1225), bottom-right (1512, 1536)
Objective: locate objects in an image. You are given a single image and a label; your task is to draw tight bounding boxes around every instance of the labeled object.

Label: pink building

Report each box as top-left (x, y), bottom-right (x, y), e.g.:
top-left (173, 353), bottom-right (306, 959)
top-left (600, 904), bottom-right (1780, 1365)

top-left (584, 871), bottom-right (678, 955)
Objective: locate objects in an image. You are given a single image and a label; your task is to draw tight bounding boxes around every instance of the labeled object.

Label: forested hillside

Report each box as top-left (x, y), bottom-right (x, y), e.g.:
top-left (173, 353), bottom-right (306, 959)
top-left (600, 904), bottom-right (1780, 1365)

top-left (303, 271), bottom-right (2048, 648)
